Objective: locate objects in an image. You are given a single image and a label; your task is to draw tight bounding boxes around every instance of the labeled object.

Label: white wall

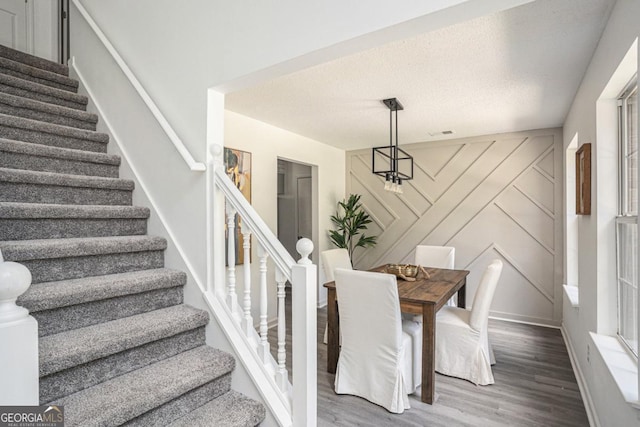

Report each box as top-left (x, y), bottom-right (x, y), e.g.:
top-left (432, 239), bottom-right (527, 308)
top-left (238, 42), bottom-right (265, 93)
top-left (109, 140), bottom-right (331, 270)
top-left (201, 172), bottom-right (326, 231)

top-left (225, 110), bottom-right (345, 309)
top-left (70, 0), bottom-right (533, 312)
top-left (69, 5), bottom-right (209, 289)
top-left (562, 0), bottom-right (640, 425)
top-left (348, 128), bottom-right (563, 326)
top-left (74, 0), bottom-right (529, 191)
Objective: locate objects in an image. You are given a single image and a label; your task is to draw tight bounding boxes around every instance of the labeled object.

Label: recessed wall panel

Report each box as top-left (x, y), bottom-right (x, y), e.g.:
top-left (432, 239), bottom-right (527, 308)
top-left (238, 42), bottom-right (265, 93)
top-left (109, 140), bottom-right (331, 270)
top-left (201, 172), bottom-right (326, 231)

top-left (347, 128), bottom-right (562, 325)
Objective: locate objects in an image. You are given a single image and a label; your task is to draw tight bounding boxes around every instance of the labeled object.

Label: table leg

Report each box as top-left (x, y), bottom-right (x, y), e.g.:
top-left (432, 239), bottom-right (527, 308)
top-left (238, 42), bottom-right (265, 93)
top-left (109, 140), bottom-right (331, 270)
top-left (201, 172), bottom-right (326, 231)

top-left (457, 278), bottom-right (466, 309)
top-left (421, 303), bottom-right (436, 404)
top-left (327, 288), bottom-right (339, 374)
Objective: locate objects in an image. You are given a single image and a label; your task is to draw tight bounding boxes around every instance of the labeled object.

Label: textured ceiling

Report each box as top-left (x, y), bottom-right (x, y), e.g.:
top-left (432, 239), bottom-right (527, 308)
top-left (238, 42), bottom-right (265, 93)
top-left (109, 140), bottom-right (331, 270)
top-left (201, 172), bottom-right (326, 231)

top-left (225, 0), bottom-right (615, 150)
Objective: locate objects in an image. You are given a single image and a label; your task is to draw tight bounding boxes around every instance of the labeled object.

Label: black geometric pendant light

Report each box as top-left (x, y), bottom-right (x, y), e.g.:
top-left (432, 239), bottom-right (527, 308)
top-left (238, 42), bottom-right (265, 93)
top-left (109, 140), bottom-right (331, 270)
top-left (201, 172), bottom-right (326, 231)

top-left (371, 98), bottom-right (414, 193)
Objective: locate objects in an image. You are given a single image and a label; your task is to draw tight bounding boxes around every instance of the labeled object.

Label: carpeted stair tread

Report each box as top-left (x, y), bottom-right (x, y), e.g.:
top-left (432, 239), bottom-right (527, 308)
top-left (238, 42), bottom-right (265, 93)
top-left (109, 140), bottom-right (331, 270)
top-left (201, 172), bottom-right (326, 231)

top-left (0, 73), bottom-right (86, 110)
top-left (40, 304), bottom-right (210, 377)
top-left (0, 167), bottom-right (133, 190)
top-left (0, 113), bottom-right (108, 145)
top-left (0, 138), bottom-right (119, 177)
top-left (55, 346), bottom-right (235, 426)
top-left (0, 56), bottom-right (78, 92)
top-left (0, 202), bottom-right (148, 219)
top-left (0, 44), bottom-right (69, 76)
top-left (0, 92), bottom-right (97, 130)
top-left (0, 235), bottom-right (166, 262)
top-left (0, 138), bottom-right (118, 165)
top-left (0, 113), bottom-right (107, 142)
top-left (0, 202), bottom-right (149, 240)
top-left (39, 328), bottom-right (205, 404)
top-left (18, 268), bottom-right (185, 313)
top-left (169, 390), bottom-right (266, 427)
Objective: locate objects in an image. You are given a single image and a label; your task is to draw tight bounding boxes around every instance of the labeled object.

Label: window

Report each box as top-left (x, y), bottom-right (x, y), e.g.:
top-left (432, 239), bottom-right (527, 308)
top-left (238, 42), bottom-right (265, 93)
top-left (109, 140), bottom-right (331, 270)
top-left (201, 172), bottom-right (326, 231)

top-left (617, 76), bottom-right (638, 357)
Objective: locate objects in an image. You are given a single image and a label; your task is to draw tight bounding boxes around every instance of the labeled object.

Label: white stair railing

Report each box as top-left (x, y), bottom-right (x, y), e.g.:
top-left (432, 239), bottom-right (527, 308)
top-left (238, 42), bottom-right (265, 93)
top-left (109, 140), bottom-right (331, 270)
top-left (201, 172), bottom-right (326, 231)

top-left (209, 147), bottom-right (317, 427)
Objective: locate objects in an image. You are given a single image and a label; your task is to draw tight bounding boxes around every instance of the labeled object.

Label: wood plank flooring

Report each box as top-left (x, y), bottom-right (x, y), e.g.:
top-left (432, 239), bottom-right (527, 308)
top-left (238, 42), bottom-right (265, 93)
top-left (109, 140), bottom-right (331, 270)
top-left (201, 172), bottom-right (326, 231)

top-left (268, 292), bottom-right (589, 426)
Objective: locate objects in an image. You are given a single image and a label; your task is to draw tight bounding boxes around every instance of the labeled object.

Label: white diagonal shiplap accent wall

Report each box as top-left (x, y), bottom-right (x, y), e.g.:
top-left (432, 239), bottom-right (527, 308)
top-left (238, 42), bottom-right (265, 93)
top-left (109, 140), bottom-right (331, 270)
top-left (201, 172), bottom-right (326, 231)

top-left (347, 128), bottom-right (563, 326)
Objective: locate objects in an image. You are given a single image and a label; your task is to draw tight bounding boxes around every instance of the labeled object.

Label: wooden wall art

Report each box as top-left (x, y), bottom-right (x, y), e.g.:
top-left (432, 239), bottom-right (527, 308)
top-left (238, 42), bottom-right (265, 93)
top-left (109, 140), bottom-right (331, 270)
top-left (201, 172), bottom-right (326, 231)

top-left (576, 143), bottom-right (591, 215)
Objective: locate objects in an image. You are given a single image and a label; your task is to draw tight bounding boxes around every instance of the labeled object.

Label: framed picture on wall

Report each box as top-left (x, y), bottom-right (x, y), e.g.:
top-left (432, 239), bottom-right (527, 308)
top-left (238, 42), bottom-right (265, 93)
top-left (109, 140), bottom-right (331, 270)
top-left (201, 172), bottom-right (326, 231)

top-left (575, 143), bottom-right (591, 215)
top-left (224, 147), bottom-right (252, 264)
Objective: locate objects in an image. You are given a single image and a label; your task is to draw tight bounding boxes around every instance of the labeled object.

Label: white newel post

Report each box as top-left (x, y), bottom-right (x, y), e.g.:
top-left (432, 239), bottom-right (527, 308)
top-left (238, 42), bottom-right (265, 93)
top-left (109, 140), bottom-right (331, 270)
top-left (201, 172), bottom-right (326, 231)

top-left (0, 251), bottom-right (38, 405)
top-left (292, 238), bottom-right (317, 427)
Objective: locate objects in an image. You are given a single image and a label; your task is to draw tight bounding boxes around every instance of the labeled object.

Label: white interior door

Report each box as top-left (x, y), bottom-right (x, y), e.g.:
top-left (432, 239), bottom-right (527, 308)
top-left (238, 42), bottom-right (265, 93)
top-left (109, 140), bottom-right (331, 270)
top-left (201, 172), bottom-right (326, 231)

top-left (0, 0), bottom-right (28, 51)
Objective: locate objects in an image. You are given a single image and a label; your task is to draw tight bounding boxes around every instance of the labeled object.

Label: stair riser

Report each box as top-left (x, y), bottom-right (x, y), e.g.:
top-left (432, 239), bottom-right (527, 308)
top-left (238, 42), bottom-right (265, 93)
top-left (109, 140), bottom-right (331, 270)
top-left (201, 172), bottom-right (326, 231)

top-left (41, 328), bottom-right (206, 404)
top-left (123, 374), bottom-right (233, 427)
top-left (34, 287), bottom-right (183, 336)
top-left (0, 182), bottom-right (132, 205)
top-left (0, 45), bottom-right (69, 76)
top-left (0, 150), bottom-right (119, 177)
top-left (0, 126), bottom-right (107, 153)
top-left (0, 83), bottom-right (86, 110)
top-left (0, 103), bottom-right (96, 130)
top-left (11, 251), bottom-right (164, 284)
top-left (0, 65), bottom-right (77, 93)
top-left (0, 217), bottom-right (147, 241)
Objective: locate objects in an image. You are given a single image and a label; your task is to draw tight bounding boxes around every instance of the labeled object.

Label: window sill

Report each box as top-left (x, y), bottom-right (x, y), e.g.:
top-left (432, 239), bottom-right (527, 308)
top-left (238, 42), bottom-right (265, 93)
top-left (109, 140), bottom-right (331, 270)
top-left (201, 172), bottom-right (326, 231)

top-left (563, 284), bottom-right (579, 308)
top-left (590, 332), bottom-right (639, 409)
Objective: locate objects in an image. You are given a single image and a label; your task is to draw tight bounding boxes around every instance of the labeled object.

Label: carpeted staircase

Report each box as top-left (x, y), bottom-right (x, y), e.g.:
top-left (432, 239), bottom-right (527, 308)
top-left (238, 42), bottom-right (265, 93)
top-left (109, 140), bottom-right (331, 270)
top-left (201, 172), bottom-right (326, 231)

top-left (0, 44), bottom-right (266, 426)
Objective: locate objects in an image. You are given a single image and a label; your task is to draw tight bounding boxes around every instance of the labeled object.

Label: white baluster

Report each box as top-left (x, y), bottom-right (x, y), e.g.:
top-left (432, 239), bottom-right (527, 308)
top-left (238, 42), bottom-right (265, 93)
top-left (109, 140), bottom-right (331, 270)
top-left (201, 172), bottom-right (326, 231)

top-left (241, 222), bottom-right (253, 337)
top-left (275, 268), bottom-right (288, 390)
top-left (257, 244), bottom-right (271, 364)
top-left (225, 204), bottom-right (238, 315)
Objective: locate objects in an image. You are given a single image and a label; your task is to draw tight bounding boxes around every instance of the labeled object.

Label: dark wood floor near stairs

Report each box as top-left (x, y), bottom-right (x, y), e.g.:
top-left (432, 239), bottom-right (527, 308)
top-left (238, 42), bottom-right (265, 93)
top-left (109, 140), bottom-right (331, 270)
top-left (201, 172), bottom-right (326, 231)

top-left (269, 291), bottom-right (589, 427)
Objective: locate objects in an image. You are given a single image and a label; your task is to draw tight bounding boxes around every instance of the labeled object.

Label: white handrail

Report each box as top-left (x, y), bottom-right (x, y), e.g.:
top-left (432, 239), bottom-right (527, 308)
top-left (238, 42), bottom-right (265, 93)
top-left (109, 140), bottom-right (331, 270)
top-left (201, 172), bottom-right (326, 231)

top-left (213, 165), bottom-right (296, 276)
top-left (71, 0), bottom-right (206, 172)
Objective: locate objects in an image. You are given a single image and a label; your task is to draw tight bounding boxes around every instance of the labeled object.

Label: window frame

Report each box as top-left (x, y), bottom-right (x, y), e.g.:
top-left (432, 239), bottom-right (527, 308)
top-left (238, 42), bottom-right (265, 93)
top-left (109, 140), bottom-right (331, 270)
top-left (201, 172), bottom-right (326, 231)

top-left (617, 75), bottom-right (638, 358)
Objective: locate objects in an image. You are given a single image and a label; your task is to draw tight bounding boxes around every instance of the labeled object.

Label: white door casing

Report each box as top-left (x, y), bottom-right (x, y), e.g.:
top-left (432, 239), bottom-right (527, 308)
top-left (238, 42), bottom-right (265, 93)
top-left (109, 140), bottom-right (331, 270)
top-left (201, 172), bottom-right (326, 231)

top-left (297, 176), bottom-right (312, 240)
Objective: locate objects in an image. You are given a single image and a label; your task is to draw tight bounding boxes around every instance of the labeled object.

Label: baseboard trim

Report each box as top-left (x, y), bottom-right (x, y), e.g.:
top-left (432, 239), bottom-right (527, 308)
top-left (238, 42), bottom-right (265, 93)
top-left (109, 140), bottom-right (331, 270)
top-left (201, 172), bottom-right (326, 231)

top-left (489, 310), bottom-right (560, 328)
top-left (561, 324), bottom-right (599, 427)
top-left (489, 314), bottom-right (560, 329)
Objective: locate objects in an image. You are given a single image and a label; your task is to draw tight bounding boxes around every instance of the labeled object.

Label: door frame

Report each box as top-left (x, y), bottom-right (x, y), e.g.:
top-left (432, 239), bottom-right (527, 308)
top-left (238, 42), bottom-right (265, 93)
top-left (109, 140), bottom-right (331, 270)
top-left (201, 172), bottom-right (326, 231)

top-left (276, 158), bottom-right (319, 266)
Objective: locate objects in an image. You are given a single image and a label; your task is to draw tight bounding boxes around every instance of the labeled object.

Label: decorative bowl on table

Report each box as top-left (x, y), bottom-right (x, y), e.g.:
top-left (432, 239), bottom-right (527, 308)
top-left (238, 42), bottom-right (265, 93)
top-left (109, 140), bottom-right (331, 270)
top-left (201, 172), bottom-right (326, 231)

top-left (385, 264), bottom-right (419, 279)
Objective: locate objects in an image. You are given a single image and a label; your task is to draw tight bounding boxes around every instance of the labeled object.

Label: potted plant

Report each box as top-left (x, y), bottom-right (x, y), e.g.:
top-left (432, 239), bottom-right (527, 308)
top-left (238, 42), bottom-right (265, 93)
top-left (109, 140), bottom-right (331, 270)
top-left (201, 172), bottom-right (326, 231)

top-left (329, 194), bottom-right (377, 259)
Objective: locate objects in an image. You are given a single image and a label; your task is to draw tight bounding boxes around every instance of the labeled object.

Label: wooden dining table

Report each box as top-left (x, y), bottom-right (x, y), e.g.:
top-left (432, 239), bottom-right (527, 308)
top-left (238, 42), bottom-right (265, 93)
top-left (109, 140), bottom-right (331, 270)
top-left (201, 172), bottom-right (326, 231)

top-left (324, 265), bottom-right (470, 405)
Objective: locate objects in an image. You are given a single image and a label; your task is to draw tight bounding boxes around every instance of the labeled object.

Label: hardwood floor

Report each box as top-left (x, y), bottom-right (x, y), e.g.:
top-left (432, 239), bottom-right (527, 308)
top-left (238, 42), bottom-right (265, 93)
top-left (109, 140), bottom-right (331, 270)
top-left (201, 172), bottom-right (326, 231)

top-left (268, 292), bottom-right (589, 426)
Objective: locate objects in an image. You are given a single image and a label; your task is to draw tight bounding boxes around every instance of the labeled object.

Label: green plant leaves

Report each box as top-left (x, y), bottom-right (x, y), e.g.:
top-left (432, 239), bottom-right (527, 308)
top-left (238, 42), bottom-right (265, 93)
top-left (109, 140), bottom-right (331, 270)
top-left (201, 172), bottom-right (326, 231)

top-left (328, 194), bottom-right (377, 259)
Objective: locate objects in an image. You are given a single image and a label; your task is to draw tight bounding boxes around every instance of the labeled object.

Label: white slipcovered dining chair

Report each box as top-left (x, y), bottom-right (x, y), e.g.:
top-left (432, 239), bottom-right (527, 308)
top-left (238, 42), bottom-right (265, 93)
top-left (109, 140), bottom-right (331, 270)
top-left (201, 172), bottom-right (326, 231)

top-left (434, 259), bottom-right (503, 385)
top-left (414, 245), bottom-right (456, 308)
top-left (333, 268), bottom-right (416, 413)
top-left (403, 245), bottom-right (457, 387)
top-left (414, 245), bottom-right (455, 271)
top-left (321, 248), bottom-right (353, 344)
